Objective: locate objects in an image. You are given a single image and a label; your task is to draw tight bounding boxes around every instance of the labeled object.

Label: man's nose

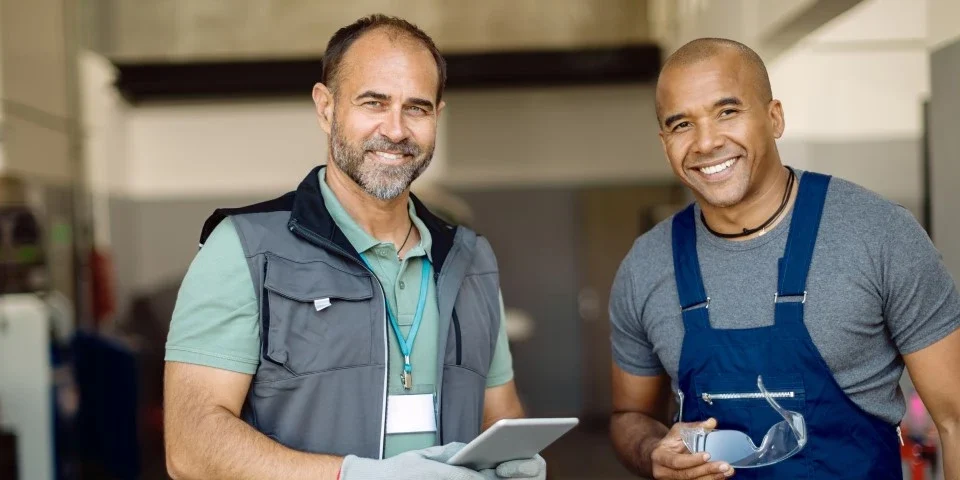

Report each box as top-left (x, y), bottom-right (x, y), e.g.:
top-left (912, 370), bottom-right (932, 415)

top-left (693, 122), bottom-right (725, 155)
top-left (379, 108), bottom-right (408, 144)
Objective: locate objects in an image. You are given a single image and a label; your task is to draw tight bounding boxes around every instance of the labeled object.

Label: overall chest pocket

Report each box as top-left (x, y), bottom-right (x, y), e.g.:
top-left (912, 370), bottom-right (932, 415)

top-left (261, 255), bottom-right (376, 376)
top-left (693, 373), bottom-right (806, 445)
top-left (693, 373), bottom-right (812, 479)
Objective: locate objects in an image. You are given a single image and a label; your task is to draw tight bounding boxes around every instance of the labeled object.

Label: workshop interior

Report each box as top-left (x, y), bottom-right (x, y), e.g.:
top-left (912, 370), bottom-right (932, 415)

top-left (0, 0), bottom-right (957, 478)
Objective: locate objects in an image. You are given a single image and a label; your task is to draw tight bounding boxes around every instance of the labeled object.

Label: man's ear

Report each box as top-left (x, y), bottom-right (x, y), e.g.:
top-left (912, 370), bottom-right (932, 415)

top-left (769, 99), bottom-right (785, 139)
top-left (313, 83), bottom-right (335, 134)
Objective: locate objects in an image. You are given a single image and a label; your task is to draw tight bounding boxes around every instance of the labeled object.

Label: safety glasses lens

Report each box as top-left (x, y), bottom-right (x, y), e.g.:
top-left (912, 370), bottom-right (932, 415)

top-left (700, 430), bottom-right (757, 463)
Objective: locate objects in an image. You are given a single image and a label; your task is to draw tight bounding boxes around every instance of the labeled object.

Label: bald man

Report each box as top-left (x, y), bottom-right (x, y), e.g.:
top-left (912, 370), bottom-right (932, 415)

top-left (608, 38), bottom-right (960, 479)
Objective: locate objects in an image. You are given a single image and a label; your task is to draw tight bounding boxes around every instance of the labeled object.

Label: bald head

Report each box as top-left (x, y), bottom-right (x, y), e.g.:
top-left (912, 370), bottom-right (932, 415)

top-left (656, 38), bottom-right (772, 122)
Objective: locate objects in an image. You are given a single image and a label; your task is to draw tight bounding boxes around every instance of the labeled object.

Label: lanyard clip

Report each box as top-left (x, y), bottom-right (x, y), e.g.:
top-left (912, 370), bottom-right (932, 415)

top-left (402, 355), bottom-right (413, 389)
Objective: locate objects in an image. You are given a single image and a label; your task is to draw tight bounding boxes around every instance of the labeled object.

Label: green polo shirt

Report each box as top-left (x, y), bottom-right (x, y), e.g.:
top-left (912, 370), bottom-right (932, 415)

top-left (165, 169), bottom-right (514, 457)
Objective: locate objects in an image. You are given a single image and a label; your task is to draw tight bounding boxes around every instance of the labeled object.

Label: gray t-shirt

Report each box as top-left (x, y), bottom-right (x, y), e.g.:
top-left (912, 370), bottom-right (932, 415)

top-left (610, 171), bottom-right (960, 424)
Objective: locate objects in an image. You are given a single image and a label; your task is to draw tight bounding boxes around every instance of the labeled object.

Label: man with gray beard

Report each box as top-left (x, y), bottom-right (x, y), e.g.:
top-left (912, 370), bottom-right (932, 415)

top-left (162, 14), bottom-right (544, 480)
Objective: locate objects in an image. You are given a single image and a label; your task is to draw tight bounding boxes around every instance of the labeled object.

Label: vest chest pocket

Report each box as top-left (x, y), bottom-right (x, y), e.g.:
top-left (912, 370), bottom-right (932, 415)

top-left (446, 273), bottom-right (499, 376)
top-left (261, 256), bottom-right (376, 376)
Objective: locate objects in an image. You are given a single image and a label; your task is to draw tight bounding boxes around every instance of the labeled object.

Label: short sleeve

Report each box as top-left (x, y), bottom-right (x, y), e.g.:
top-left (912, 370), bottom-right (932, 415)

top-left (609, 253), bottom-right (664, 376)
top-left (164, 218), bottom-right (262, 374)
top-left (486, 291), bottom-right (515, 387)
top-left (882, 207), bottom-right (960, 355)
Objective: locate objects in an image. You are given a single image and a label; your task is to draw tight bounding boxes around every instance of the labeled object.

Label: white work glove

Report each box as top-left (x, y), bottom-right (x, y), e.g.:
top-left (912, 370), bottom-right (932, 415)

top-left (339, 444), bottom-right (548, 480)
top-left (340, 442), bottom-right (480, 480)
top-left (480, 454), bottom-right (547, 479)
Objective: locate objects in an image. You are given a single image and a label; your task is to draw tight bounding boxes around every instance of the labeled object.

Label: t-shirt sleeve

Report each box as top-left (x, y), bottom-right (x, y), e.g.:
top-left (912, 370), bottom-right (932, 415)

top-left (486, 290), bottom-right (515, 388)
top-left (882, 206), bottom-right (960, 355)
top-left (164, 218), bottom-right (262, 374)
top-left (609, 250), bottom-right (664, 376)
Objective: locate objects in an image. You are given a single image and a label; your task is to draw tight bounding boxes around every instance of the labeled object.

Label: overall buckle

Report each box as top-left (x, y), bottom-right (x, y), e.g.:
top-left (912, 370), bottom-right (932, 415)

top-left (774, 291), bottom-right (807, 304)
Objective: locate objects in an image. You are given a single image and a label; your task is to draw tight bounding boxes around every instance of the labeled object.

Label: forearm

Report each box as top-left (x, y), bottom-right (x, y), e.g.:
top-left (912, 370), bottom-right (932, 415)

top-left (482, 404), bottom-right (525, 431)
top-left (167, 406), bottom-right (343, 480)
top-left (938, 420), bottom-right (960, 480)
top-left (482, 381), bottom-right (526, 430)
top-left (610, 411), bottom-right (669, 477)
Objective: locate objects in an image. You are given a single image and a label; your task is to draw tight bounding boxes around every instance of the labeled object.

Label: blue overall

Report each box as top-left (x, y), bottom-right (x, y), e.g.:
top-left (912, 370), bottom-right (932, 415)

top-left (672, 172), bottom-right (903, 478)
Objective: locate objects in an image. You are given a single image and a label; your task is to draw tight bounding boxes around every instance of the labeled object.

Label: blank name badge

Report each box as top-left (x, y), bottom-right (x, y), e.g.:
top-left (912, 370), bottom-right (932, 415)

top-left (386, 393), bottom-right (437, 434)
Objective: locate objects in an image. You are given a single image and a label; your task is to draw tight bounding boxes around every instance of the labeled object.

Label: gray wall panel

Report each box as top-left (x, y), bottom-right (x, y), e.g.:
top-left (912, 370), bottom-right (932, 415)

top-left (805, 138), bottom-right (923, 217)
top-left (931, 40), bottom-right (960, 278)
top-left (454, 187), bottom-right (582, 417)
top-left (109, 194), bottom-right (268, 321)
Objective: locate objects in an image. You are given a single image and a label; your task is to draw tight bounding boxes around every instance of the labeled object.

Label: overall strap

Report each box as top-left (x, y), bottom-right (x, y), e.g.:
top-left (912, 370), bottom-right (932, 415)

top-left (778, 172), bottom-right (831, 299)
top-left (672, 204), bottom-right (711, 331)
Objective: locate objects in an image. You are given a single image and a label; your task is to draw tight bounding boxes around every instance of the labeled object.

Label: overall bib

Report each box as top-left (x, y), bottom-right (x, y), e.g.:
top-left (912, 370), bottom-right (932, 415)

top-left (672, 172), bottom-right (902, 478)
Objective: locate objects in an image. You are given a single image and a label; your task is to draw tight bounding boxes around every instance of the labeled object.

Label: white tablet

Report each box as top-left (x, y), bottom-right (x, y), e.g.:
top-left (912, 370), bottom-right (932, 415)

top-left (446, 417), bottom-right (579, 470)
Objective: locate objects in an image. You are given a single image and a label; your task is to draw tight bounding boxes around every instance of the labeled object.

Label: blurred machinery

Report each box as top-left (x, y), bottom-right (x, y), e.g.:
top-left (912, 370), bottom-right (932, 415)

top-left (900, 384), bottom-right (943, 480)
top-left (0, 174), bottom-right (60, 480)
top-left (0, 175), bottom-right (49, 293)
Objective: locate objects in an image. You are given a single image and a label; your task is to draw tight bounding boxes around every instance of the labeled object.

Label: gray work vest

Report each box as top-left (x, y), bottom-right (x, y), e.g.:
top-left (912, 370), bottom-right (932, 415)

top-left (199, 166), bottom-right (502, 459)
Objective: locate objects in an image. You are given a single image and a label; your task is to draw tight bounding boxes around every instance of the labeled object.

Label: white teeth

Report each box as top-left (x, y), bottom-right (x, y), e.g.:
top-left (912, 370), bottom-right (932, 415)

top-left (699, 158), bottom-right (737, 175)
top-left (374, 151), bottom-right (403, 160)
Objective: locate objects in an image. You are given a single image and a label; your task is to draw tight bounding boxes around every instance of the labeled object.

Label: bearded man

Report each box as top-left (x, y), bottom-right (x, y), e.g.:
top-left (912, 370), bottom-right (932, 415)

top-left (162, 14), bottom-right (544, 480)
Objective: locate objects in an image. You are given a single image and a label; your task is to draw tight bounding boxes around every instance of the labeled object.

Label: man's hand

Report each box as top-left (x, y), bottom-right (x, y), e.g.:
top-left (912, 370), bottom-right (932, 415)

top-left (650, 418), bottom-right (734, 480)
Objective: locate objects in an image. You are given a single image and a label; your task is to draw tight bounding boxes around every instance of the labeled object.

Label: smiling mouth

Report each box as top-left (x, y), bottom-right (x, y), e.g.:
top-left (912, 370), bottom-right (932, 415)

top-left (696, 157), bottom-right (738, 175)
top-left (368, 150), bottom-right (410, 161)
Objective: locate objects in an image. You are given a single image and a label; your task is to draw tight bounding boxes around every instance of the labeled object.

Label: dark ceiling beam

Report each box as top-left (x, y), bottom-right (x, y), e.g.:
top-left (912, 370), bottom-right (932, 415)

top-left (113, 44), bottom-right (661, 103)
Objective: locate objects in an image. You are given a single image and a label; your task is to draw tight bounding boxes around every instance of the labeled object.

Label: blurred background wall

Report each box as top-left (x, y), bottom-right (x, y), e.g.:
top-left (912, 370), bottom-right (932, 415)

top-left (0, 0), bottom-right (88, 317)
top-left (0, 0), bottom-right (957, 478)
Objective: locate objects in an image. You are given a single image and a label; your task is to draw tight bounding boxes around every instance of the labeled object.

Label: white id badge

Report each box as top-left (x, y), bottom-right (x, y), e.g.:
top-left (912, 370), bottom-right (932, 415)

top-left (386, 393), bottom-right (437, 434)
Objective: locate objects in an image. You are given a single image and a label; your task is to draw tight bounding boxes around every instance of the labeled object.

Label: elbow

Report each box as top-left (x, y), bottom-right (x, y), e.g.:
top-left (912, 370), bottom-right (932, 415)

top-left (165, 444), bottom-right (197, 480)
top-left (935, 415), bottom-right (960, 439)
top-left (165, 451), bottom-right (186, 480)
top-left (164, 407), bottom-right (231, 479)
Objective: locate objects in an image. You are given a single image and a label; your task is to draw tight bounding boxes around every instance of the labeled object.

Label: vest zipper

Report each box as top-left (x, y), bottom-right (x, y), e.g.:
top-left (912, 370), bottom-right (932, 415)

top-left (431, 271), bottom-right (461, 365)
top-left (701, 391), bottom-right (795, 405)
top-left (289, 219), bottom-right (389, 459)
top-left (434, 270), bottom-right (445, 443)
top-left (260, 259), bottom-right (273, 363)
top-left (451, 308), bottom-right (462, 365)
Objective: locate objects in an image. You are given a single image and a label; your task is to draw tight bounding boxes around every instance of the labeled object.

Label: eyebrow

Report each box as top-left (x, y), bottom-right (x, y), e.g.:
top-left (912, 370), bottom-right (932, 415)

top-left (663, 112), bottom-right (686, 129)
top-left (715, 96), bottom-right (743, 109)
top-left (356, 90), bottom-right (435, 110)
top-left (356, 90), bottom-right (390, 102)
top-left (407, 97), bottom-right (435, 110)
top-left (662, 96), bottom-right (745, 129)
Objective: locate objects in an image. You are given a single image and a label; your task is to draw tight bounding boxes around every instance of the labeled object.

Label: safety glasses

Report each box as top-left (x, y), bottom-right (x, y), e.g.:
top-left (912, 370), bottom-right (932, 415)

top-left (679, 376), bottom-right (807, 468)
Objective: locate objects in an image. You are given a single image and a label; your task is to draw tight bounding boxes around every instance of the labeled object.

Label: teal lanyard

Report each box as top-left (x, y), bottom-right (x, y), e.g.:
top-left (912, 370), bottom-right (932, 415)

top-left (359, 253), bottom-right (431, 388)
